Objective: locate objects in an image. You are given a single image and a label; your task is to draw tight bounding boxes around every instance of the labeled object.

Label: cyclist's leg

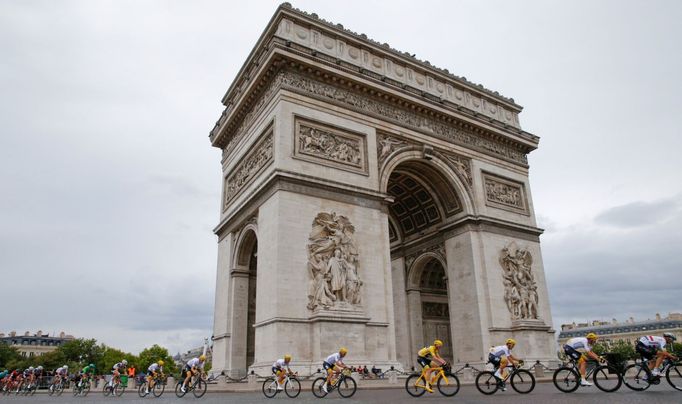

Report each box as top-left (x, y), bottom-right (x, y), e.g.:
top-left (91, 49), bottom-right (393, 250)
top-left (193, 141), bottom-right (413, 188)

top-left (182, 368), bottom-right (193, 388)
top-left (499, 355), bottom-right (509, 379)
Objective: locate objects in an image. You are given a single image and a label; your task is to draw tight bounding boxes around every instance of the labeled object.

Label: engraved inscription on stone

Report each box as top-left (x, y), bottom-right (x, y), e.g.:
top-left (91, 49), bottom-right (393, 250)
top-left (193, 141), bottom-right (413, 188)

top-left (294, 118), bottom-right (367, 174)
top-left (500, 242), bottom-right (539, 320)
top-left (483, 173), bottom-right (527, 214)
top-left (306, 212), bottom-right (363, 311)
top-left (222, 132), bottom-right (273, 210)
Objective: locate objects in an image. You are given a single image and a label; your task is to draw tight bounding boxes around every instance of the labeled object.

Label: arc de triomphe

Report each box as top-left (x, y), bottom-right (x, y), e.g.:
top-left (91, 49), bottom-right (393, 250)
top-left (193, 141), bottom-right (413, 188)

top-left (210, 4), bottom-right (555, 376)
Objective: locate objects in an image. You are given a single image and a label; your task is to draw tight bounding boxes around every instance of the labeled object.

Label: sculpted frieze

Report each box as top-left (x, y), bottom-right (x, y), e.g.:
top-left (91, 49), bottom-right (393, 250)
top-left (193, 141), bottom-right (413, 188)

top-left (376, 133), bottom-right (408, 166)
top-left (500, 242), bottom-right (539, 320)
top-left (483, 173), bottom-right (527, 214)
top-left (294, 119), bottom-right (366, 173)
top-left (306, 212), bottom-right (363, 311)
top-left (222, 133), bottom-right (273, 210)
top-left (422, 302), bottom-right (449, 319)
top-left (444, 153), bottom-right (473, 187)
top-left (280, 71), bottom-right (528, 164)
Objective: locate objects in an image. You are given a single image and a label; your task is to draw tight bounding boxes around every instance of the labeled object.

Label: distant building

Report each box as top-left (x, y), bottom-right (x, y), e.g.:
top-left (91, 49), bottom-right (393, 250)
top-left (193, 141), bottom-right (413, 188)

top-left (174, 344), bottom-right (213, 368)
top-left (558, 313), bottom-right (682, 346)
top-left (0, 330), bottom-right (75, 358)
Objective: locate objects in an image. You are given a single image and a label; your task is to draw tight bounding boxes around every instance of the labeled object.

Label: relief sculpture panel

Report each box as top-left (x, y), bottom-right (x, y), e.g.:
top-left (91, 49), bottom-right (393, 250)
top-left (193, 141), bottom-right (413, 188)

top-left (306, 212), bottom-right (363, 311)
top-left (483, 172), bottom-right (528, 214)
top-left (500, 242), bottom-right (539, 320)
top-left (294, 118), bottom-right (367, 174)
top-left (222, 132), bottom-right (273, 210)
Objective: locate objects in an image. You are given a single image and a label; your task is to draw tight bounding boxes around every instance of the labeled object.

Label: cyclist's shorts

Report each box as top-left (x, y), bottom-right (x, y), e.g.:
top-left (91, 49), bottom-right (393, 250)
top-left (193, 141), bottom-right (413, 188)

top-left (146, 370), bottom-right (156, 377)
top-left (417, 356), bottom-right (431, 368)
top-left (322, 361), bottom-right (334, 371)
top-left (488, 353), bottom-right (502, 367)
top-left (636, 341), bottom-right (657, 360)
top-left (272, 366), bottom-right (281, 375)
top-left (563, 345), bottom-right (583, 361)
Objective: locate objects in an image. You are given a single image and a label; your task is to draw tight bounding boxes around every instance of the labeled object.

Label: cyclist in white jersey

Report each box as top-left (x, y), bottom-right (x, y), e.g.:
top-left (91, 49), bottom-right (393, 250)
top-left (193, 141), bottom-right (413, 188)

top-left (322, 348), bottom-right (348, 393)
top-left (272, 354), bottom-right (293, 390)
top-left (145, 360), bottom-right (164, 394)
top-left (110, 359), bottom-right (127, 388)
top-left (181, 355), bottom-right (206, 393)
top-left (636, 333), bottom-right (678, 376)
top-left (563, 333), bottom-right (604, 386)
top-left (488, 339), bottom-right (520, 385)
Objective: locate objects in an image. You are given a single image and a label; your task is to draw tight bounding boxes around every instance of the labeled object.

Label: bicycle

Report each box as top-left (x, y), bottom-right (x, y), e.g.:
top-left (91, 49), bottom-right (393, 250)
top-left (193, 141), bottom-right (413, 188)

top-left (48, 377), bottom-right (67, 396)
top-left (103, 374), bottom-right (128, 397)
top-left (73, 376), bottom-right (92, 397)
top-left (623, 355), bottom-right (682, 391)
top-left (553, 354), bottom-right (622, 393)
top-left (138, 372), bottom-right (166, 398)
top-left (476, 360), bottom-right (535, 395)
top-left (312, 367), bottom-right (357, 398)
top-left (404, 362), bottom-right (460, 397)
top-left (262, 371), bottom-right (301, 398)
top-left (174, 371), bottom-right (208, 398)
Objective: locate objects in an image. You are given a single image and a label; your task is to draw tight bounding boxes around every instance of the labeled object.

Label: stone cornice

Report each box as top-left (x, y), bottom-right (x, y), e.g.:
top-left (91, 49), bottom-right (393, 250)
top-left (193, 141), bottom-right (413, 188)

top-left (210, 5), bottom-right (540, 155)
top-left (212, 53), bottom-right (537, 168)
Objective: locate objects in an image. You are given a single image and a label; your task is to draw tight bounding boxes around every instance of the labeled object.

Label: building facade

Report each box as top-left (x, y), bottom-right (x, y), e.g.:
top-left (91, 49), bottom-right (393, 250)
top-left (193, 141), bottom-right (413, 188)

top-left (0, 331), bottom-right (74, 358)
top-left (210, 4), bottom-right (556, 376)
top-left (558, 313), bottom-right (682, 347)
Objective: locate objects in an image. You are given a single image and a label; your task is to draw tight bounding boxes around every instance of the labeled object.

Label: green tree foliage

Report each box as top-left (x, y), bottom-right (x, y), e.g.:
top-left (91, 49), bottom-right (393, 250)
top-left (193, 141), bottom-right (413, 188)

top-left (60, 339), bottom-right (105, 369)
top-left (0, 344), bottom-right (21, 369)
top-left (672, 342), bottom-right (682, 356)
top-left (138, 344), bottom-right (177, 375)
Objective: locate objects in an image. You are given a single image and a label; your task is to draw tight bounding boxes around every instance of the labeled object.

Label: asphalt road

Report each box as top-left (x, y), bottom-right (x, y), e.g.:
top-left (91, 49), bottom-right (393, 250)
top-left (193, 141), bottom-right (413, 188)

top-left (2, 383), bottom-right (681, 404)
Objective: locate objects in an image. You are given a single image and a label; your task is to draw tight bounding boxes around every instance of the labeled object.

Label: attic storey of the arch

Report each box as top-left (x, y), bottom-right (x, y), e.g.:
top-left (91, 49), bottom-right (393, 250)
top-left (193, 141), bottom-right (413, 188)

top-left (210, 4), bottom-right (555, 377)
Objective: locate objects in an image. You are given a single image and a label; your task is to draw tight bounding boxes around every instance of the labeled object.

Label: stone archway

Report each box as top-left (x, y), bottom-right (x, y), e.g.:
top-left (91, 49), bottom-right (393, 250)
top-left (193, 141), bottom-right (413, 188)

top-left (230, 226), bottom-right (258, 375)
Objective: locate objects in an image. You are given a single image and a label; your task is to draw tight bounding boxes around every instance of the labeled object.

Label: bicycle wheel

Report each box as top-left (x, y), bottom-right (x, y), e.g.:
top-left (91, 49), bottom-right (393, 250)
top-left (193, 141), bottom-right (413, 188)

top-left (56, 383), bottom-right (64, 396)
top-left (622, 363), bottom-right (650, 391)
top-left (437, 372), bottom-right (460, 396)
top-left (593, 365), bottom-right (622, 392)
top-left (404, 374), bottom-right (427, 397)
top-left (285, 377), bottom-right (301, 398)
top-left (115, 383), bottom-right (126, 397)
top-left (193, 379), bottom-right (207, 398)
top-left (311, 377), bottom-right (328, 398)
top-left (666, 363), bottom-right (682, 391)
top-left (475, 371), bottom-right (499, 395)
top-left (82, 383), bottom-right (90, 396)
top-left (337, 376), bottom-right (357, 398)
top-left (510, 369), bottom-right (535, 394)
top-left (552, 367), bottom-right (579, 393)
top-left (262, 377), bottom-right (278, 398)
top-left (152, 381), bottom-right (165, 397)
top-left (103, 384), bottom-right (112, 397)
top-left (138, 383), bottom-right (148, 397)
top-left (174, 382), bottom-right (187, 397)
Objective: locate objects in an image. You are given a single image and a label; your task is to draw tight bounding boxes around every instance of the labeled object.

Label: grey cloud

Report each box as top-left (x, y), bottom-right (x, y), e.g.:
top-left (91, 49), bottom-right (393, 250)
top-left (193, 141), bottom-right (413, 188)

top-left (594, 197), bottom-right (681, 228)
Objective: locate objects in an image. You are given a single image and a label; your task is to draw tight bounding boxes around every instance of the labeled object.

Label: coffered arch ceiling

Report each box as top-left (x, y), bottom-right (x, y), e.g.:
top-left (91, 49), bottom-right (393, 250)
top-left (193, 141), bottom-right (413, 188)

top-left (387, 161), bottom-right (461, 241)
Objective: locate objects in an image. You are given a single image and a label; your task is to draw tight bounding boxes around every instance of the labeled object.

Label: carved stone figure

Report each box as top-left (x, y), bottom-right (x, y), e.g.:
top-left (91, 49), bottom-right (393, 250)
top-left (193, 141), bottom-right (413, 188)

top-left (298, 124), bottom-right (362, 166)
top-left (499, 242), bottom-right (539, 320)
top-left (377, 135), bottom-right (407, 164)
top-left (306, 212), bottom-right (363, 311)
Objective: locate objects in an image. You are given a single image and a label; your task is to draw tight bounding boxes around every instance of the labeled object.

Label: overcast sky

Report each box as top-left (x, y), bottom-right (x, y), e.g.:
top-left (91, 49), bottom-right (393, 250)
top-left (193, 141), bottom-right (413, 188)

top-left (1, 0), bottom-right (681, 354)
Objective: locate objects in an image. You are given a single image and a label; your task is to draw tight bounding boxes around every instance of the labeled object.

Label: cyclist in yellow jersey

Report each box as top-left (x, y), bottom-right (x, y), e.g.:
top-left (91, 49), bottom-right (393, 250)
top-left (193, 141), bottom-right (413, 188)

top-left (417, 339), bottom-right (445, 393)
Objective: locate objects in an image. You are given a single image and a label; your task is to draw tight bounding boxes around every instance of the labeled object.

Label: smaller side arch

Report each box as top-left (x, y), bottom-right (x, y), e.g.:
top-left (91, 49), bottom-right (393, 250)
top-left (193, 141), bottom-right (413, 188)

top-left (406, 252), bottom-right (448, 291)
top-left (233, 223), bottom-right (258, 269)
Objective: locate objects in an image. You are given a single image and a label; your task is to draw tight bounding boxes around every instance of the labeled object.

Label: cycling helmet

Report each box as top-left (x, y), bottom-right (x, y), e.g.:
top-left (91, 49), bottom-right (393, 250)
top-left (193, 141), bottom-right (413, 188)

top-left (122, 359), bottom-right (128, 365)
top-left (586, 333), bottom-right (598, 340)
top-left (434, 340), bottom-right (443, 347)
top-left (89, 363), bottom-right (95, 368)
top-left (63, 365), bottom-right (68, 369)
top-left (158, 360), bottom-right (165, 366)
top-left (506, 338), bottom-right (517, 346)
top-left (339, 347), bottom-right (348, 356)
top-left (284, 354), bottom-right (292, 362)
top-left (29, 366), bottom-right (34, 371)
top-left (37, 366), bottom-right (43, 370)
top-left (663, 332), bottom-right (677, 341)
top-left (199, 354), bottom-right (206, 361)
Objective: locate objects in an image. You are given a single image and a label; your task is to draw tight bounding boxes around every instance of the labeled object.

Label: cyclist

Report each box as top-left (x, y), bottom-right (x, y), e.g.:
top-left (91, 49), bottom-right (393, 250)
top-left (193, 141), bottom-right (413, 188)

top-left (52, 365), bottom-right (68, 387)
top-left (110, 359), bottom-right (127, 388)
top-left (322, 348), bottom-right (349, 393)
top-left (180, 354), bottom-right (206, 393)
top-left (33, 366), bottom-right (44, 386)
top-left (272, 354), bottom-right (293, 390)
top-left (417, 339), bottom-right (445, 393)
top-left (78, 363), bottom-right (96, 388)
top-left (489, 339), bottom-right (520, 388)
top-left (636, 333), bottom-right (678, 377)
top-left (563, 333), bottom-right (603, 386)
top-left (145, 360), bottom-right (164, 394)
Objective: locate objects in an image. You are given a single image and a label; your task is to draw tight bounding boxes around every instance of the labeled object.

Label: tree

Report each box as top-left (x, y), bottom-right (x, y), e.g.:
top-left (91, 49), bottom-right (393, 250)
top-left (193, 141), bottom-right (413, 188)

top-left (0, 344), bottom-right (21, 369)
top-left (101, 347), bottom-right (137, 374)
top-left (59, 339), bottom-right (105, 372)
top-left (138, 345), bottom-right (177, 375)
